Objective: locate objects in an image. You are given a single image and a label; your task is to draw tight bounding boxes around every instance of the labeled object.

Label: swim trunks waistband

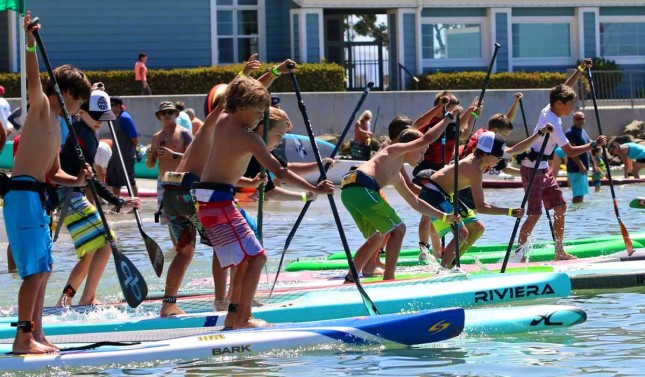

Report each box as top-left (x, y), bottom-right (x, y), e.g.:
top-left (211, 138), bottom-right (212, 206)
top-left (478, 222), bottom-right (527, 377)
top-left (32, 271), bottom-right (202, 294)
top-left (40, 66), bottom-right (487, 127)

top-left (340, 170), bottom-right (380, 192)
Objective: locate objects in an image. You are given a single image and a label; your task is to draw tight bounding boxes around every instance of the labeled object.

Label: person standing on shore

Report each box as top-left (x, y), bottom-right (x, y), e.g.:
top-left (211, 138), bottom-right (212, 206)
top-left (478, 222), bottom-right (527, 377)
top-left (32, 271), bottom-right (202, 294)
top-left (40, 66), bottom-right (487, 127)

top-left (134, 52), bottom-right (151, 95)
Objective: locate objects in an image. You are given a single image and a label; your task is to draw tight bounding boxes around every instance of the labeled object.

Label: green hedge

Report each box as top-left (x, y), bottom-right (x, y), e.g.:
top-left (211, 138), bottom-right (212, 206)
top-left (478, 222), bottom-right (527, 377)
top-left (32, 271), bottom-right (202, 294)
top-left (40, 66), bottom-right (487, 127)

top-left (416, 71), bottom-right (575, 90)
top-left (0, 63), bottom-right (346, 97)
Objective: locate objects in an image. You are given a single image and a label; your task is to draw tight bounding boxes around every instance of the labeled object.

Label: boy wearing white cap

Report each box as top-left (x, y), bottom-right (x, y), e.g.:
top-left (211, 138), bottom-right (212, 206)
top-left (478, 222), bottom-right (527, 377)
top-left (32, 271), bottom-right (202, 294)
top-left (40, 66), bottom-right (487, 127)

top-left (419, 129), bottom-right (552, 268)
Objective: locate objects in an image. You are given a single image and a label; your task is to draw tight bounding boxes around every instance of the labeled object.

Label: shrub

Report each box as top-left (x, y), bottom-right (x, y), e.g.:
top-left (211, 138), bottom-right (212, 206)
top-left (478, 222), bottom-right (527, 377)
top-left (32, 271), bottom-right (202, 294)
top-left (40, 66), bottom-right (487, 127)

top-left (0, 63), bottom-right (346, 97)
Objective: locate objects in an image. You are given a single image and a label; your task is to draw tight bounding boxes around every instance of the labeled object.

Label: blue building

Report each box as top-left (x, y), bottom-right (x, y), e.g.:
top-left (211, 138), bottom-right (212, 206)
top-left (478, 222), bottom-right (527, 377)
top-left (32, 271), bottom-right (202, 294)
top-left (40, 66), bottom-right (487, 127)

top-left (1, 1), bottom-right (644, 90)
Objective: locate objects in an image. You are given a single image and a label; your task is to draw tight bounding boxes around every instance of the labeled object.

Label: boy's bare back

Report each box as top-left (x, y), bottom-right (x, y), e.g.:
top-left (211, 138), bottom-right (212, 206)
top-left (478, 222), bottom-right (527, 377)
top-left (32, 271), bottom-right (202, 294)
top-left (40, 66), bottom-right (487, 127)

top-left (177, 106), bottom-right (223, 175)
top-left (357, 147), bottom-right (408, 188)
top-left (430, 154), bottom-right (483, 194)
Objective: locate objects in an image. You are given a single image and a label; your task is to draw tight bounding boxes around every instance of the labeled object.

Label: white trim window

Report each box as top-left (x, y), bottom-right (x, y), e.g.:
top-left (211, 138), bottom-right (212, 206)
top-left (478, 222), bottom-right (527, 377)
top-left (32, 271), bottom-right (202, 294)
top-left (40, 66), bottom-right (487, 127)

top-left (511, 16), bottom-right (576, 66)
top-left (216, 0), bottom-right (259, 64)
top-left (421, 17), bottom-right (486, 68)
top-left (600, 16), bottom-right (645, 65)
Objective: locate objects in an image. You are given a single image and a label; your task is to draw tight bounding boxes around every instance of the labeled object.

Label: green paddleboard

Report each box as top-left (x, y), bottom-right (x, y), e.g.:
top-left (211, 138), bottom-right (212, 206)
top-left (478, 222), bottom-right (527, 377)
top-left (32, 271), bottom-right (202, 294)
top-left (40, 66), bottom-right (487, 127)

top-left (286, 239), bottom-right (642, 271)
top-left (630, 198), bottom-right (645, 209)
top-left (326, 232), bottom-right (645, 260)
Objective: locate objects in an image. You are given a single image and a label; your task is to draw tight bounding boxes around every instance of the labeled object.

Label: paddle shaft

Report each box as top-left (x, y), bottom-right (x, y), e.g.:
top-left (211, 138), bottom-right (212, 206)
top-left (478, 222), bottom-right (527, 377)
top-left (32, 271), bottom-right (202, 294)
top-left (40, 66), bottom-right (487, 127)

top-left (270, 81), bottom-right (374, 297)
top-left (501, 133), bottom-right (551, 273)
top-left (452, 114), bottom-right (461, 268)
top-left (31, 20), bottom-right (148, 307)
top-left (471, 43), bottom-right (501, 130)
top-left (107, 120), bottom-right (164, 277)
top-left (371, 105), bottom-right (381, 136)
top-left (586, 69), bottom-right (634, 255)
top-left (289, 72), bottom-right (380, 315)
top-left (52, 187), bottom-right (72, 242)
top-left (518, 98), bottom-right (556, 243)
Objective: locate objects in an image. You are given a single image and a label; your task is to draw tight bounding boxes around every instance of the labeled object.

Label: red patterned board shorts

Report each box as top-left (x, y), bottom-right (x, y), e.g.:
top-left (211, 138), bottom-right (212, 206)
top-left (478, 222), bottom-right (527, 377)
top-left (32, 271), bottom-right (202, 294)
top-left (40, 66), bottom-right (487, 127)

top-left (520, 166), bottom-right (566, 215)
top-left (196, 200), bottom-right (264, 268)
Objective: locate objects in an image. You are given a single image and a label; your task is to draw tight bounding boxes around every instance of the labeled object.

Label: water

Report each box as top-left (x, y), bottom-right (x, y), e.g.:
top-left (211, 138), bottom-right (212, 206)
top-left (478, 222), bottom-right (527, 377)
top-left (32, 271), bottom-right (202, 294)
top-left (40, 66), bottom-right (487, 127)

top-left (0, 183), bottom-right (643, 376)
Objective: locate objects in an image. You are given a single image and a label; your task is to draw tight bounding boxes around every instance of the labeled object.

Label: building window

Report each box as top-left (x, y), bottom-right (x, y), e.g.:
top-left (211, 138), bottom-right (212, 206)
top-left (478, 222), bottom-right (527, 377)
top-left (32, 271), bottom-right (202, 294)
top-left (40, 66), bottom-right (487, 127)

top-left (600, 22), bottom-right (645, 57)
top-left (512, 23), bottom-right (571, 58)
top-left (217, 0), bottom-right (259, 64)
top-left (421, 23), bottom-right (482, 59)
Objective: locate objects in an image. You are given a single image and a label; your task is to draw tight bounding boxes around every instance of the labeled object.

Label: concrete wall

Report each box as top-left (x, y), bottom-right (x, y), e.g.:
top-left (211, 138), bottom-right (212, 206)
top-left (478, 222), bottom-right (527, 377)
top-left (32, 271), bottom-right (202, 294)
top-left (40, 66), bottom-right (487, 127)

top-left (7, 90), bottom-right (644, 145)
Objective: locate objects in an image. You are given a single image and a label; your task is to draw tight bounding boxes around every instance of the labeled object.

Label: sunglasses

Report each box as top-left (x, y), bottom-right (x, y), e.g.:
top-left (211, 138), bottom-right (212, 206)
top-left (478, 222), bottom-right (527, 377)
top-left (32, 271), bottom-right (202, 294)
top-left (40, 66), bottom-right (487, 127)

top-left (158, 110), bottom-right (176, 116)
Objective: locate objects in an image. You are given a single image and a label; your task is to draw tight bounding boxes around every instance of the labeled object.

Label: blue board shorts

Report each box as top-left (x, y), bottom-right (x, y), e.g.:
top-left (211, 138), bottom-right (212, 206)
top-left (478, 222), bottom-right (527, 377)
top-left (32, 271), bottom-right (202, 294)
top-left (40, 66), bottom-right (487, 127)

top-left (3, 176), bottom-right (53, 279)
top-left (568, 172), bottom-right (589, 197)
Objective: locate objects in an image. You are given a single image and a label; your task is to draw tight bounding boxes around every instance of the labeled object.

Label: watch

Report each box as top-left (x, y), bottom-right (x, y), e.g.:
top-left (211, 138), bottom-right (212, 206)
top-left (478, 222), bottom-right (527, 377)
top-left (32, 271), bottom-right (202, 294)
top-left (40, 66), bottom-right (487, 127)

top-left (444, 112), bottom-right (454, 120)
top-left (590, 141), bottom-right (597, 148)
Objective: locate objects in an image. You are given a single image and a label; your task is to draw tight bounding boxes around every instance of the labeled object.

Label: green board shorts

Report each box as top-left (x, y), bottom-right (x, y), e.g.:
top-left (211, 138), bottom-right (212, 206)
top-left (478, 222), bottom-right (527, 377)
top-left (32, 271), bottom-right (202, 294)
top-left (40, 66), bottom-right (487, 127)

top-left (419, 183), bottom-right (478, 237)
top-left (341, 185), bottom-right (402, 239)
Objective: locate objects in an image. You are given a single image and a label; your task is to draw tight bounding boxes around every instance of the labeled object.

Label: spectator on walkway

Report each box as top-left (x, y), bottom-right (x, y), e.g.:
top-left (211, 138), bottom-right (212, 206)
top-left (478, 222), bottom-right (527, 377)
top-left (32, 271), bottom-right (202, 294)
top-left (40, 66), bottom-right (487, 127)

top-left (0, 86), bottom-right (9, 150)
top-left (106, 97), bottom-right (139, 197)
top-left (134, 52), bottom-right (152, 95)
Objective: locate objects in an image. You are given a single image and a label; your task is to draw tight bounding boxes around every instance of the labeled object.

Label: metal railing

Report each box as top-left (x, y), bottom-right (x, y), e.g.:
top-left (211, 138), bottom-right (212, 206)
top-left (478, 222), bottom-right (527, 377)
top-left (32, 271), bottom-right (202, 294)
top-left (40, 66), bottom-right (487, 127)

top-left (577, 70), bottom-right (645, 109)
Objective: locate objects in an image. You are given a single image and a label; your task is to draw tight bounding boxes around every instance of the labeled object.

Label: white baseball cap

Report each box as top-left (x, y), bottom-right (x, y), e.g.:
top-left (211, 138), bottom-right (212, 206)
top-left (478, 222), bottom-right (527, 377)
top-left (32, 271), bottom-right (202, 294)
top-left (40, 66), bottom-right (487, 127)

top-left (81, 89), bottom-right (116, 121)
top-left (477, 131), bottom-right (507, 158)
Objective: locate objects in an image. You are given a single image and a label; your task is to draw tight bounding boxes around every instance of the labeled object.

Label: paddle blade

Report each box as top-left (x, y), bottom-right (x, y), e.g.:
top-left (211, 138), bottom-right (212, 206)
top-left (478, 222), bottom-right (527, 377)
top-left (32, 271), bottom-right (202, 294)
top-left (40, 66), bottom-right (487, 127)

top-left (113, 248), bottom-right (148, 308)
top-left (143, 231), bottom-right (164, 277)
top-left (620, 222), bottom-right (635, 256)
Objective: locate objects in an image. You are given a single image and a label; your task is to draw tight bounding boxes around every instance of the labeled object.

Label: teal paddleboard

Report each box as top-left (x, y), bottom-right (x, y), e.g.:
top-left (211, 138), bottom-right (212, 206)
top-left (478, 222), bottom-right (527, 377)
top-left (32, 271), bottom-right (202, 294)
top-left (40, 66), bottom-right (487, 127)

top-left (0, 272), bottom-right (571, 339)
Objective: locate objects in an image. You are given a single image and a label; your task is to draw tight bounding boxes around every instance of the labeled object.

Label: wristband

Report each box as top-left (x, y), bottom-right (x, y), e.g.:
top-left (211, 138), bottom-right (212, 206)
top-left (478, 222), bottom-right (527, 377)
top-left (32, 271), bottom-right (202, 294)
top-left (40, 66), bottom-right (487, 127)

top-left (590, 141), bottom-right (597, 149)
top-left (26, 43), bottom-right (37, 53)
top-left (442, 213), bottom-right (448, 222)
top-left (470, 111), bottom-right (479, 120)
top-left (172, 153), bottom-right (179, 160)
top-left (444, 112), bottom-right (454, 120)
top-left (271, 66), bottom-right (282, 77)
top-left (508, 208), bottom-right (513, 216)
top-left (301, 192), bottom-right (308, 202)
top-left (577, 65), bottom-right (584, 73)
top-left (537, 129), bottom-right (545, 137)
top-left (237, 71), bottom-right (247, 78)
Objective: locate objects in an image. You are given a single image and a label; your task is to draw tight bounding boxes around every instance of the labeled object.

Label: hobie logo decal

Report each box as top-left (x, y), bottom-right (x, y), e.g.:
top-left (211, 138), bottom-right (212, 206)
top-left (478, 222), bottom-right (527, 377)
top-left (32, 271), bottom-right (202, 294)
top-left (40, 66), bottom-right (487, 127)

top-left (474, 283), bottom-right (555, 303)
top-left (120, 260), bottom-right (143, 302)
top-left (428, 320), bottom-right (450, 333)
top-left (530, 312), bottom-right (564, 326)
top-left (212, 345), bottom-right (252, 355)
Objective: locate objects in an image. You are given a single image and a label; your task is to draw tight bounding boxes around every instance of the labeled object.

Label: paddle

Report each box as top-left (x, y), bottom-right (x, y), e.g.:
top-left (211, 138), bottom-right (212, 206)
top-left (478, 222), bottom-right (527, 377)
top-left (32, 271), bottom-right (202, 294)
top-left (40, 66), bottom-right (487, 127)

top-left (585, 69), bottom-right (634, 255)
top-left (288, 71), bottom-right (379, 316)
top-left (471, 43), bottom-right (501, 131)
top-left (452, 113), bottom-right (461, 268)
top-left (500, 134), bottom-right (550, 273)
top-left (371, 105), bottom-right (381, 138)
top-left (30, 18), bottom-right (148, 307)
top-left (519, 98), bottom-right (557, 243)
top-left (107, 120), bottom-right (164, 277)
top-left (52, 187), bottom-right (72, 242)
top-left (268, 80), bottom-right (374, 297)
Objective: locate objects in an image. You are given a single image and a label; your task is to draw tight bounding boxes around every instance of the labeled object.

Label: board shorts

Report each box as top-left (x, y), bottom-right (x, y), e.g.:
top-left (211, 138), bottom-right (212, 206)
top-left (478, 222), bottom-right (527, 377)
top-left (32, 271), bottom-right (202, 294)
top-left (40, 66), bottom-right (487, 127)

top-left (418, 179), bottom-right (478, 237)
top-left (340, 170), bottom-right (402, 239)
top-left (161, 172), bottom-right (210, 250)
top-left (591, 171), bottom-right (603, 187)
top-left (194, 182), bottom-right (264, 269)
top-left (106, 157), bottom-right (136, 189)
top-left (3, 176), bottom-right (53, 279)
top-left (554, 146), bottom-right (566, 159)
top-left (520, 166), bottom-right (566, 215)
top-left (568, 172), bottom-right (589, 197)
top-left (60, 190), bottom-right (112, 259)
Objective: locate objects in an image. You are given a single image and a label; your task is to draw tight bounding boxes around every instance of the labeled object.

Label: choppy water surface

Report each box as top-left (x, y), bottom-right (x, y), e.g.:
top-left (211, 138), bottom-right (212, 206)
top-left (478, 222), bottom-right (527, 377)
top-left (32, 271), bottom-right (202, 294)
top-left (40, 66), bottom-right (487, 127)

top-left (0, 183), bottom-right (643, 376)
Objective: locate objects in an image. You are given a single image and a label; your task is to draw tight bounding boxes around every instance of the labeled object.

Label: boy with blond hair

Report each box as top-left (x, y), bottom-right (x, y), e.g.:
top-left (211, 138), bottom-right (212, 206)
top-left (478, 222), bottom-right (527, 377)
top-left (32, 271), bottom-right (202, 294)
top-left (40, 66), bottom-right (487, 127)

top-left (195, 77), bottom-right (333, 329)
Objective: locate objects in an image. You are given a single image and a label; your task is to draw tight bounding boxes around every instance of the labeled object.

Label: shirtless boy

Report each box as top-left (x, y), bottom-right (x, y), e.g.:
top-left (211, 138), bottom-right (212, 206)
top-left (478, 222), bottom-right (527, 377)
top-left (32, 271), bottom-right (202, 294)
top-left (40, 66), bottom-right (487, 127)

top-left (2, 12), bottom-right (92, 354)
top-left (194, 77), bottom-right (333, 328)
top-left (341, 108), bottom-right (461, 282)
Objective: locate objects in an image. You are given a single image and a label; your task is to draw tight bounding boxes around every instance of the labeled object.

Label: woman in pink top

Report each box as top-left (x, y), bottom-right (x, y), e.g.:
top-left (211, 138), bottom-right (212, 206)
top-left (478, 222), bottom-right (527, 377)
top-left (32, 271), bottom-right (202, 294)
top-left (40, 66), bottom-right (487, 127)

top-left (134, 52), bottom-right (152, 95)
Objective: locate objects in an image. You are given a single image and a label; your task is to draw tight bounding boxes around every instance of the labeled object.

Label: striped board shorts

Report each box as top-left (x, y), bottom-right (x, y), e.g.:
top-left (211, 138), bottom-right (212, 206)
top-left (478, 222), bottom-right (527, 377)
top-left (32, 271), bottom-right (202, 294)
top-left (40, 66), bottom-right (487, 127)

top-left (62, 191), bottom-right (112, 259)
top-left (196, 196), bottom-right (264, 269)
